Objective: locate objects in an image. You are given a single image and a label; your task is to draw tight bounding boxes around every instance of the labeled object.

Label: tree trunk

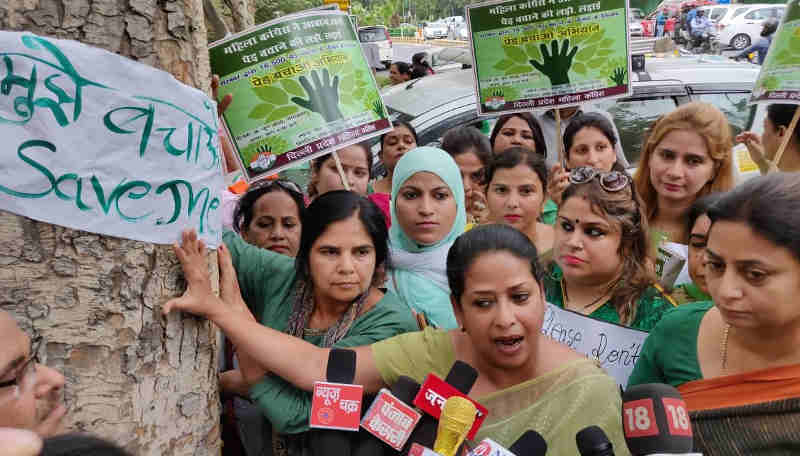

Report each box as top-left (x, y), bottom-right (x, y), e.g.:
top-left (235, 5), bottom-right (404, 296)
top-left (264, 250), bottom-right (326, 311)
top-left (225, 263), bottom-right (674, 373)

top-left (0, 1), bottom-right (221, 455)
top-left (225, 0), bottom-right (255, 31)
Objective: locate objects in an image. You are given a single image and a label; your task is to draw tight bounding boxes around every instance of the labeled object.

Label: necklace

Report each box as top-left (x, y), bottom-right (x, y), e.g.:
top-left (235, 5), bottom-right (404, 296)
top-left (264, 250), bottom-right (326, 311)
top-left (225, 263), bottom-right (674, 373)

top-left (721, 323), bottom-right (731, 371)
top-left (560, 278), bottom-right (619, 312)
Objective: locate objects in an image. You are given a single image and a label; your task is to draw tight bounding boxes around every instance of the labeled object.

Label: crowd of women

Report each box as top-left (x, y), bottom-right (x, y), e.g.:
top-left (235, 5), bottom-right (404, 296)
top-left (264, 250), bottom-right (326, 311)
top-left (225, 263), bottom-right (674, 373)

top-left (167, 82), bottom-right (800, 456)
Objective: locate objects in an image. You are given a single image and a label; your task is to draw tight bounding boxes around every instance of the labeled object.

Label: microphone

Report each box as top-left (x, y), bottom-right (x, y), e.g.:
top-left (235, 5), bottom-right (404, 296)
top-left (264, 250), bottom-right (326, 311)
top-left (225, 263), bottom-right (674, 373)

top-left (308, 348), bottom-right (363, 456)
top-left (358, 378), bottom-right (422, 452)
top-left (410, 360), bottom-right (487, 451)
top-left (576, 426), bottom-right (615, 456)
top-left (622, 383), bottom-right (700, 456)
top-left (433, 396), bottom-right (477, 456)
top-left (469, 430), bottom-right (548, 456)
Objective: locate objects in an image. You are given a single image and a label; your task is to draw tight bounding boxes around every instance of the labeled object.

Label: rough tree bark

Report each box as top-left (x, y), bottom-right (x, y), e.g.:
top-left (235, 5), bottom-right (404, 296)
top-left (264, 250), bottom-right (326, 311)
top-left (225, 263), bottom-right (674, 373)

top-left (0, 1), bottom-right (221, 455)
top-left (224, 0), bottom-right (255, 31)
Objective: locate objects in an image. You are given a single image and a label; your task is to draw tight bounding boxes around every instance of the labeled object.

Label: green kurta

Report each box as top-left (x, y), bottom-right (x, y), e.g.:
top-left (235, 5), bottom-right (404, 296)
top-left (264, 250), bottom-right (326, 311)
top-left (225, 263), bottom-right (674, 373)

top-left (372, 328), bottom-right (631, 455)
top-left (224, 231), bottom-right (419, 433)
top-left (628, 301), bottom-right (711, 388)
top-left (544, 264), bottom-right (676, 331)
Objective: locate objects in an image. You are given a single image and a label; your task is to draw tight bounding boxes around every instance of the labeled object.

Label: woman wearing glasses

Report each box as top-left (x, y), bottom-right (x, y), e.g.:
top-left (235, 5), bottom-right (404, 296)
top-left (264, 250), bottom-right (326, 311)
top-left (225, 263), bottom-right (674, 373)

top-left (441, 126), bottom-right (493, 225)
top-left (629, 173), bottom-right (800, 454)
top-left (232, 179), bottom-right (306, 257)
top-left (214, 191), bottom-right (418, 454)
top-left (634, 102), bottom-right (734, 287)
top-left (484, 147), bottom-right (554, 263)
top-left (544, 167), bottom-right (676, 331)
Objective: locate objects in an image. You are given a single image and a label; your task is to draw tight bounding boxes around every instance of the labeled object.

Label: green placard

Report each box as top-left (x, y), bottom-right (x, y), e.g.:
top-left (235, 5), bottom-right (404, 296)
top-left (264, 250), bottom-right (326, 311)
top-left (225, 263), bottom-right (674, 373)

top-left (467, 0), bottom-right (632, 115)
top-left (209, 10), bottom-right (390, 182)
top-left (751, 0), bottom-right (800, 105)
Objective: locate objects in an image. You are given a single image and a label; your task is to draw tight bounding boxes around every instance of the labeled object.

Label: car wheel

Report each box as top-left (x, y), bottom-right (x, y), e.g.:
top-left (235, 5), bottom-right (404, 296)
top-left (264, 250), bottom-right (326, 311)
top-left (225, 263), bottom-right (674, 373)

top-left (731, 33), bottom-right (750, 50)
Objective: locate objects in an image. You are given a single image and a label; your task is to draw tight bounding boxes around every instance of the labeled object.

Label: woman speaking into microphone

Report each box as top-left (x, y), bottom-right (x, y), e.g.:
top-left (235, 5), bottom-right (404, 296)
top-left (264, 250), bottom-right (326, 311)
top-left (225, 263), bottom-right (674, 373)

top-left (164, 223), bottom-right (630, 455)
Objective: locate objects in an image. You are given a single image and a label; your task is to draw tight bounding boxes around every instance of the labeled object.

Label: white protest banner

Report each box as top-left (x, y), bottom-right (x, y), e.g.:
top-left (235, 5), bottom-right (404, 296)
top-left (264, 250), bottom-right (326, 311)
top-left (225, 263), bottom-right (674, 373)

top-left (541, 302), bottom-right (648, 387)
top-left (0, 32), bottom-right (224, 247)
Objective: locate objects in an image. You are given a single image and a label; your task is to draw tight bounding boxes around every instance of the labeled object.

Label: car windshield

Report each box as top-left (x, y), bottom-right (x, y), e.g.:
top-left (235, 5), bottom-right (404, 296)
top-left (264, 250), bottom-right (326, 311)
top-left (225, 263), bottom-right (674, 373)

top-left (359, 28), bottom-right (386, 42)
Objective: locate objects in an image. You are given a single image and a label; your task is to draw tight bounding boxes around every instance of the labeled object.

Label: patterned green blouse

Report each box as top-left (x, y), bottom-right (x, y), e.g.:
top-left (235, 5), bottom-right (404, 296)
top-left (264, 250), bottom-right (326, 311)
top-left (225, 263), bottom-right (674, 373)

top-left (544, 264), bottom-right (677, 332)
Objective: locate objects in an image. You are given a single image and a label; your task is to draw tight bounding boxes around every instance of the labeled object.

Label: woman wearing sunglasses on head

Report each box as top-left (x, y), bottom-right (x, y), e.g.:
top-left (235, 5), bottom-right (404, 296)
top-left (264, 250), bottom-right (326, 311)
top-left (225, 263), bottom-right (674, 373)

top-left (544, 167), bottom-right (676, 331)
top-left (634, 102), bottom-right (734, 287)
top-left (164, 224), bottom-right (631, 455)
top-left (629, 173), bottom-right (800, 454)
top-left (208, 191), bottom-right (418, 454)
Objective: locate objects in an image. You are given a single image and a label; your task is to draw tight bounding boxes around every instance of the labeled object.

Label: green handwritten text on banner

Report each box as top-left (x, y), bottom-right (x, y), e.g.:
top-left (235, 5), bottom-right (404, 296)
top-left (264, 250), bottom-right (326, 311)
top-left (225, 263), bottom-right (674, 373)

top-left (0, 32), bottom-right (224, 247)
top-left (467, 0), bottom-right (632, 115)
top-left (751, 0), bottom-right (800, 105)
top-left (209, 10), bottom-right (391, 182)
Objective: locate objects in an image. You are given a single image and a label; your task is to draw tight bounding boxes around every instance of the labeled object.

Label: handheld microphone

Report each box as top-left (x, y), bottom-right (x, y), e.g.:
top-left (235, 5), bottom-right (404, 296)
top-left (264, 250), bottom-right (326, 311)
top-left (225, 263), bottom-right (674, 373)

top-left (308, 348), bottom-right (363, 456)
top-left (469, 430), bottom-right (548, 456)
top-left (413, 361), bottom-right (487, 441)
top-left (576, 426), bottom-right (615, 456)
top-left (433, 396), bottom-right (478, 456)
top-left (359, 381), bottom-right (422, 451)
top-left (622, 383), bottom-right (700, 456)
top-left (406, 361), bottom-right (480, 452)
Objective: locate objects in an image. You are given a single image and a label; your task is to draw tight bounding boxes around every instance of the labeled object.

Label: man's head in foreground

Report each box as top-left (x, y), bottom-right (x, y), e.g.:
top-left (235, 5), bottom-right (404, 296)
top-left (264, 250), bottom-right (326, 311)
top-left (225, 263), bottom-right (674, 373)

top-left (0, 311), bottom-right (66, 436)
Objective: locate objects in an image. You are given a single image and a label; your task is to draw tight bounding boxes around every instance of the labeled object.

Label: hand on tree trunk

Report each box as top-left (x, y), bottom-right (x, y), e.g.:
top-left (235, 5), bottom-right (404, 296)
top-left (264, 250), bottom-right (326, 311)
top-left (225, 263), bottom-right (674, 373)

top-left (163, 229), bottom-right (222, 319)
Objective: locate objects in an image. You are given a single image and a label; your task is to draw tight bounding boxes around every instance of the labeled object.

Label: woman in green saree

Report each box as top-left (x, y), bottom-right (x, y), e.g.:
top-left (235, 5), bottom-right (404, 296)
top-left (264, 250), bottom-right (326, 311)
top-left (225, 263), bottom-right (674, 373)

top-left (164, 224), bottom-right (630, 455)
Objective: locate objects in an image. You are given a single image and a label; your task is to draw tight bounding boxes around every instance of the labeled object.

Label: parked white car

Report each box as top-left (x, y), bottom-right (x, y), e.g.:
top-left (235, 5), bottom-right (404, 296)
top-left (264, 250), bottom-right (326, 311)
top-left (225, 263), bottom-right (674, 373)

top-left (629, 16), bottom-right (644, 36)
top-left (424, 21), bottom-right (448, 39)
top-left (358, 26), bottom-right (392, 69)
top-left (718, 4), bottom-right (785, 50)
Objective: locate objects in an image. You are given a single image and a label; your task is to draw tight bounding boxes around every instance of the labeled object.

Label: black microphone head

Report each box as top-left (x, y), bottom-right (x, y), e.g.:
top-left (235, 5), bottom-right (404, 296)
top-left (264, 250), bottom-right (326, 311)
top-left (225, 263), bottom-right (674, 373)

top-left (622, 383), bottom-right (694, 455)
top-left (444, 360), bottom-right (478, 394)
top-left (510, 430), bottom-right (548, 456)
top-left (576, 426), bottom-right (614, 456)
top-left (327, 348), bottom-right (357, 384)
top-left (391, 376), bottom-right (421, 404)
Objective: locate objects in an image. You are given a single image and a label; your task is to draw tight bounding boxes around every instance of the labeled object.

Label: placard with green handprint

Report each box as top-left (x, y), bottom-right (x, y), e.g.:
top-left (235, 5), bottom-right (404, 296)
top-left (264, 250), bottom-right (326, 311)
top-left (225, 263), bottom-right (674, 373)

top-left (209, 9), bottom-right (391, 182)
top-left (750, 0), bottom-right (800, 105)
top-left (467, 0), bottom-right (632, 115)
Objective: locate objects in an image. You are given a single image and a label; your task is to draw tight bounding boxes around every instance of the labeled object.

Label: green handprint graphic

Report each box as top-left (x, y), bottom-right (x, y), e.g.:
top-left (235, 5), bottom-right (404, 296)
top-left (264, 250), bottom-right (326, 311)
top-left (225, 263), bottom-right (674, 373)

top-left (290, 69), bottom-right (344, 122)
top-left (529, 39), bottom-right (579, 87)
top-left (610, 67), bottom-right (627, 86)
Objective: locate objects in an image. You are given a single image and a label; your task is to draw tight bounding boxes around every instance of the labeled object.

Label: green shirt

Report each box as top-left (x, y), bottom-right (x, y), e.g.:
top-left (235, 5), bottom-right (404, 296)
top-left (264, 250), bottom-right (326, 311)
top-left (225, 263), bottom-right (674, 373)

top-left (671, 282), bottom-right (712, 305)
top-left (627, 301), bottom-right (712, 388)
top-left (544, 265), bottom-right (676, 332)
top-left (541, 199), bottom-right (558, 225)
top-left (224, 231), bottom-right (419, 433)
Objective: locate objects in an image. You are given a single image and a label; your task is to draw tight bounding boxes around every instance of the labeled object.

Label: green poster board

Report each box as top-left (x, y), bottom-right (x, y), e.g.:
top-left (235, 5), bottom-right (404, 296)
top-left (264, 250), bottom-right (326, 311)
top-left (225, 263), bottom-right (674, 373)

top-left (751, 0), bottom-right (800, 105)
top-left (209, 10), bottom-right (390, 182)
top-left (467, 0), bottom-right (633, 115)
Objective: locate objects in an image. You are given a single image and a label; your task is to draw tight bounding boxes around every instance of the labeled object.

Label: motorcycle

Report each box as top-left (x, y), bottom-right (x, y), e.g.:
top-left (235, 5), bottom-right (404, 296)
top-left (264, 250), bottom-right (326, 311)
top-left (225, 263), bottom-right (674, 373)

top-left (688, 27), bottom-right (720, 55)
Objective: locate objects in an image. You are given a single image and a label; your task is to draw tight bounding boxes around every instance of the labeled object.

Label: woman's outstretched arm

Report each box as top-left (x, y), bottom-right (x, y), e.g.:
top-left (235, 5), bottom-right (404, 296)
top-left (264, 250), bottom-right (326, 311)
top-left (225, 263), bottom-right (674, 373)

top-left (162, 229), bottom-right (386, 393)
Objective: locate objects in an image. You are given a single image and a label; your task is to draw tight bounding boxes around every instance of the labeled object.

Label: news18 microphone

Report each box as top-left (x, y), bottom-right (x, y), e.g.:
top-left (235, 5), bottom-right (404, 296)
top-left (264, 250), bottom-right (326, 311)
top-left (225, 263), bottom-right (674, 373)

top-left (622, 383), bottom-right (700, 456)
top-left (308, 348), bottom-right (359, 456)
top-left (468, 429), bottom-right (548, 456)
top-left (433, 396), bottom-right (477, 456)
top-left (406, 361), bottom-right (479, 453)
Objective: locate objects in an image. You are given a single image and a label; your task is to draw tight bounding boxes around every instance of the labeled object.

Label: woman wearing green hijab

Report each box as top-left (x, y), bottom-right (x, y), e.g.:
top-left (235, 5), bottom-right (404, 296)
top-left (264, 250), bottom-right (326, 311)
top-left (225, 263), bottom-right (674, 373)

top-left (388, 147), bottom-right (466, 329)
